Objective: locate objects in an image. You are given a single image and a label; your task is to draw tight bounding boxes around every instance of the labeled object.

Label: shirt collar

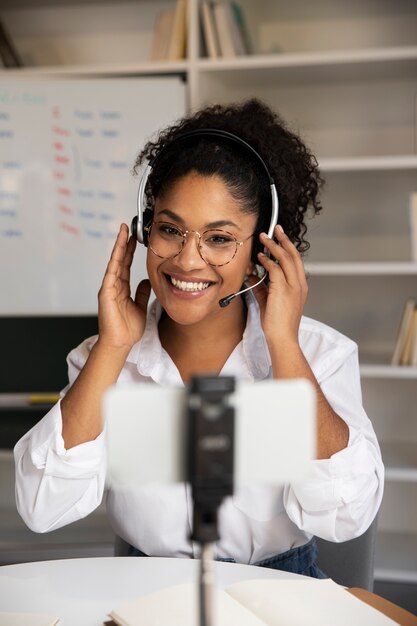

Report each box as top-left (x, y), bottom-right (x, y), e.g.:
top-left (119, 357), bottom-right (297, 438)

top-left (241, 288), bottom-right (272, 380)
top-left (126, 288), bottom-right (271, 384)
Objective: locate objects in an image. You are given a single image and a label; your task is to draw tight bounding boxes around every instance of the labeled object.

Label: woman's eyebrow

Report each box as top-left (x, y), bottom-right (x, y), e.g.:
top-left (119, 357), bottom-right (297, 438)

top-left (157, 208), bottom-right (185, 223)
top-left (157, 209), bottom-right (241, 231)
top-left (206, 219), bottom-right (241, 230)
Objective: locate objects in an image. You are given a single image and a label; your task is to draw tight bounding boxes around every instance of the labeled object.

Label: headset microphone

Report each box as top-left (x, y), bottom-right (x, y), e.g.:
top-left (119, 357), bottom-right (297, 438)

top-left (133, 128), bottom-right (279, 308)
top-left (218, 182), bottom-right (278, 308)
top-left (219, 271), bottom-right (268, 308)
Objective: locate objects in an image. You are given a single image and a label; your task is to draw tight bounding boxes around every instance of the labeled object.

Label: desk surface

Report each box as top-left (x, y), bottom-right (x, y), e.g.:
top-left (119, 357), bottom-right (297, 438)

top-left (0, 556), bottom-right (302, 626)
top-left (1, 557), bottom-right (416, 626)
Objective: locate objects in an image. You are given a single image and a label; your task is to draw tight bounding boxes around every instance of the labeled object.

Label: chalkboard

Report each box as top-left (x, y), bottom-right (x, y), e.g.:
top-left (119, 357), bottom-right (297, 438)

top-left (0, 77), bottom-right (186, 314)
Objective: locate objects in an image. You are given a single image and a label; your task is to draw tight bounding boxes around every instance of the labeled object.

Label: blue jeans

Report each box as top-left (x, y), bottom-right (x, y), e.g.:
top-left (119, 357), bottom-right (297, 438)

top-left (128, 537), bottom-right (327, 579)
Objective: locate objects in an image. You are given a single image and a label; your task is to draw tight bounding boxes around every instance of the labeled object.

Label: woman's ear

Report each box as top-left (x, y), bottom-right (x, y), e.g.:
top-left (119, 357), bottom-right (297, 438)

top-left (245, 260), bottom-right (255, 278)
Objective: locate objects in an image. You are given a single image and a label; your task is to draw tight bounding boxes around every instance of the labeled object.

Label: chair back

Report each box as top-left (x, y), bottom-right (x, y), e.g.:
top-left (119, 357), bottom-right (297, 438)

top-left (316, 516), bottom-right (378, 591)
top-left (114, 534), bottom-right (131, 557)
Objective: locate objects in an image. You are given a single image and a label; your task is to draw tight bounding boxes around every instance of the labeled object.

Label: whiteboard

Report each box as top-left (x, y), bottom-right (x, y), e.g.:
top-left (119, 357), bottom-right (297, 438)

top-left (0, 77), bottom-right (186, 314)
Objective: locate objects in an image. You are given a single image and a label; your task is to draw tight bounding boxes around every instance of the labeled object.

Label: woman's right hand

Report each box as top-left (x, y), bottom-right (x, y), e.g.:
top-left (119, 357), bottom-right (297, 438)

top-left (97, 223), bottom-right (151, 352)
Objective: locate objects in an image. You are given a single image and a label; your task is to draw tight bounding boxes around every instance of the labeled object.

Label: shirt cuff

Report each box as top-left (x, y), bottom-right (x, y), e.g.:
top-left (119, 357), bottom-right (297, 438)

top-left (25, 400), bottom-right (106, 479)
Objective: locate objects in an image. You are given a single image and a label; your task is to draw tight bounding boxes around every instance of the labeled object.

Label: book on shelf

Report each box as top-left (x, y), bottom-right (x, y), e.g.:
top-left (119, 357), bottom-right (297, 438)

top-left (410, 191), bottom-right (417, 263)
top-left (150, 0), bottom-right (187, 62)
top-left (391, 297), bottom-right (417, 366)
top-left (150, 9), bottom-right (176, 61)
top-left (223, 1), bottom-right (246, 55)
top-left (204, 1), bottom-right (249, 59)
top-left (407, 308), bottom-right (417, 366)
top-left (200, 1), bottom-right (221, 59)
top-left (230, 0), bottom-right (252, 55)
top-left (212, 2), bottom-right (236, 57)
top-left (0, 19), bottom-right (23, 68)
top-left (106, 578), bottom-right (396, 626)
top-left (166, 0), bottom-right (187, 61)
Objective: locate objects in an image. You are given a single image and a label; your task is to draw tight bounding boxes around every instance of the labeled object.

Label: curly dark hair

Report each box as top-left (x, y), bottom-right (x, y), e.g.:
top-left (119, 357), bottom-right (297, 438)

top-left (132, 98), bottom-right (323, 254)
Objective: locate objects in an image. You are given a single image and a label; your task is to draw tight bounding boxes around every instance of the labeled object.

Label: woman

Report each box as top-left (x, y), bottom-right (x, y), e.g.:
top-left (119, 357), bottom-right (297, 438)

top-left (14, 98), bottom-right (384, 577)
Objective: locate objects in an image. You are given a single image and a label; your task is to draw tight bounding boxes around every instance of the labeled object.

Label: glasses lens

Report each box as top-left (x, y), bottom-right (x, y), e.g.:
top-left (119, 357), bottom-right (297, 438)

top-left (148, 222), bottom-right (184, 258)
top-left (200, 229), bottom-right (237, 266)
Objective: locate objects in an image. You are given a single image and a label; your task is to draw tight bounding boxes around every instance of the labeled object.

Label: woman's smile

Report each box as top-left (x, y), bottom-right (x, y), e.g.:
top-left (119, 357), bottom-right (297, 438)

top-left (164, 271), bottom-right (215, 297)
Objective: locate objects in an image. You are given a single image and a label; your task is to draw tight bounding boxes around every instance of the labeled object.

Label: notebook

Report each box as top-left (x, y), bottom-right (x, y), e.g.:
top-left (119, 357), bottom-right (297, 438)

top-left (106, 578), bottom-right (398, 626)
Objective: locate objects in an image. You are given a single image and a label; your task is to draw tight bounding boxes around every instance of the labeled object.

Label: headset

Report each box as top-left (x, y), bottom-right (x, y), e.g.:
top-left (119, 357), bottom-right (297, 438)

top-left (131, 128), bottom-right (279, 308)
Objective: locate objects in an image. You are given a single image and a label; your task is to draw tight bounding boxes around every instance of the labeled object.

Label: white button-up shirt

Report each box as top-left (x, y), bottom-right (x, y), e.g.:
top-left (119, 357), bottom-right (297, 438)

top-left (14, 292), bottom-right (384, 564)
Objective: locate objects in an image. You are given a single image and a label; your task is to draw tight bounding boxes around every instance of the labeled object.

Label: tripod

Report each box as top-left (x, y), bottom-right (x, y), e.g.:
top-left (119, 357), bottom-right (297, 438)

top-left (187, 375), bottom-right (235, 626)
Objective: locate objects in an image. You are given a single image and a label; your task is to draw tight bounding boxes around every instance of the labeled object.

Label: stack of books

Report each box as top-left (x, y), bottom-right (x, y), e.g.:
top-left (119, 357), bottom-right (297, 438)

top-left (200, 0), bottom-right (251, 59)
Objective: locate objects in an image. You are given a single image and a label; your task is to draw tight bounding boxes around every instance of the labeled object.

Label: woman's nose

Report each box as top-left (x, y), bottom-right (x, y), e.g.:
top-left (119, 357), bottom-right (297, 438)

top-left (176, 231), bottom-right (206, 267)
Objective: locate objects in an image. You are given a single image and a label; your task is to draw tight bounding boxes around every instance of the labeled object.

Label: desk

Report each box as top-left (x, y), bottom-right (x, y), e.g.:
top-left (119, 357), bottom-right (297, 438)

top-left (1, 557), bottom-right (416, 626)
top-left (0, 556), bottom-right (303, 626)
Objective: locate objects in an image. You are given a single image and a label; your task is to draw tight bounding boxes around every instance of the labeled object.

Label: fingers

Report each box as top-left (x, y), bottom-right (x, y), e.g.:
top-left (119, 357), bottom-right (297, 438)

top-left (120, 233), bottom-right (137, 284)
top-left (101, 224), bottom-right (130, 291)
top-left (135, 279), bottom-right (151, 312)
top-left (258, 225), bottom-right (307, 288)
top-left (246, 271), bottom-right (269, 309)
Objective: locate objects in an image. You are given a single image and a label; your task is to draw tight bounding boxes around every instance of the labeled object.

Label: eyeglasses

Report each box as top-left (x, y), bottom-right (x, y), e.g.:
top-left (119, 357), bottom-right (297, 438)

top-left (144, 221), bottom-right (253, 267)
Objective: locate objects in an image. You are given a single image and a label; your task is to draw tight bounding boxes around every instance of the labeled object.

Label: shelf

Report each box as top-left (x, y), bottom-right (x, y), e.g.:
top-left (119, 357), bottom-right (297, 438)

top-left (380, 442), bottom-right (417, 483)
top-left (0, 60), bottom-right (188, 77)
top-left (360, 364), bottom-right (417, 379)
top-left (0, 393), bottom-right (59, 408)
top-left (305, 262), bottom-right (417, 276)
top-left (375, 530), bottom-right (417, 584)
top-left (3, 47), bottom-right (416, 82)
top-left (318, 155), bottom-right (417, 172)
top-left (197, 46), bottom-right (417, 82)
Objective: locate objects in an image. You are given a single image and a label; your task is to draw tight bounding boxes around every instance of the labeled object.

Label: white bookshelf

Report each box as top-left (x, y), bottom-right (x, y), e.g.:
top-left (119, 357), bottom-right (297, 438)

top-left (380, 442), bottom-right (417, 483)
top-left (1, 0), bottom-right (416, 589)
top-left (375, 531), bottom-right (417, 584)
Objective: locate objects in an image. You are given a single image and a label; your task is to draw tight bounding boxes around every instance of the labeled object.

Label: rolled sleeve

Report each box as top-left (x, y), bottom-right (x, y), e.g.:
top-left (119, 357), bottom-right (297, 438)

top-left (284, 343), bottom-right (384, 542)
top-left (284, 431), bottom-right (384, 542)
top-left (14, 338), bottom-right (107, 533)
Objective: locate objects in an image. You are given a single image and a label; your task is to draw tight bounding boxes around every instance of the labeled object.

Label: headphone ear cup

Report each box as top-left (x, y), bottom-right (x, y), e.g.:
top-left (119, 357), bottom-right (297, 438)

top-left (142, 209), bottom-right (153, 247)
top-left (131, 215), bottom-right (140, 242)
top-left (251, 238), bottom-right (263, 265)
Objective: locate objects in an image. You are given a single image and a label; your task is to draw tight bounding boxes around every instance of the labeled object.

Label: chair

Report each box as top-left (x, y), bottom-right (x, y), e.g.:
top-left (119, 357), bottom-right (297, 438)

top-left (114, 534), bottom-right (131, 557)
top-left (315, 516), bottom-right (378, 591)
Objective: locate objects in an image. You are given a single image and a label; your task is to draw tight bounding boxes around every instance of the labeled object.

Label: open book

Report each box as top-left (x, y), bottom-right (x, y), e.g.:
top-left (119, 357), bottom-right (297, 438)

top-left (107, 578), bottom-right (397, 626)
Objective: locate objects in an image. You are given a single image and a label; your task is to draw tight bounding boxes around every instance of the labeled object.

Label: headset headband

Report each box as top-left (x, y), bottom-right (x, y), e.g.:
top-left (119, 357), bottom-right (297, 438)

top-left (132, 128), bottom-right (279, 246)
top-left (149, 129), bottom-right (275, 185)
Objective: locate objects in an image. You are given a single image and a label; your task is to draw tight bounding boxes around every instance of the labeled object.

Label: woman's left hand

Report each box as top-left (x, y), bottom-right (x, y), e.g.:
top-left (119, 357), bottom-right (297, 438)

top-left (248, 225), bottom-right (308, 347)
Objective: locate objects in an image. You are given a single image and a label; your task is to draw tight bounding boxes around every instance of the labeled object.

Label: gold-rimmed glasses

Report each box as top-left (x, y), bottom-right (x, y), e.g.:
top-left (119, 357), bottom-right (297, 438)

top-left (144, 221), bottom-right (253, 267)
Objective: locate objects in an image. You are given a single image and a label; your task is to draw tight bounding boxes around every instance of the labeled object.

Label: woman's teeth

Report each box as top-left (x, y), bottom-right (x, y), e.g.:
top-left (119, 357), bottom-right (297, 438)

top-left (170, 276), bottom-right (211, 292)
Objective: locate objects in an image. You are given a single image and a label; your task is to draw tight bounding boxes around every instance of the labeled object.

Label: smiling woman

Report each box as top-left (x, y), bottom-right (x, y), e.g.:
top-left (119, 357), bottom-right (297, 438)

top-left (14, 98), bottom-right (384, 578)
